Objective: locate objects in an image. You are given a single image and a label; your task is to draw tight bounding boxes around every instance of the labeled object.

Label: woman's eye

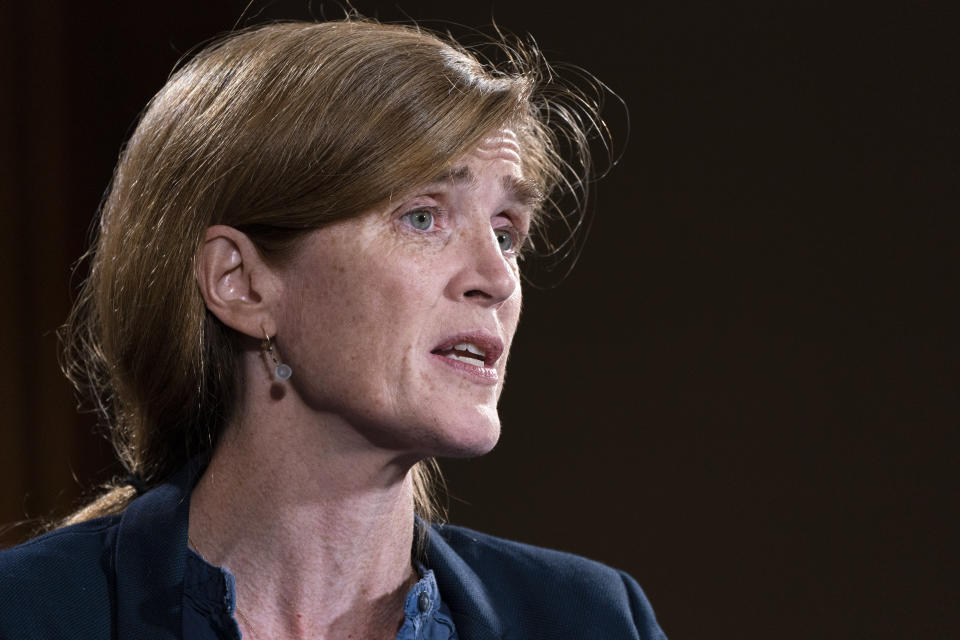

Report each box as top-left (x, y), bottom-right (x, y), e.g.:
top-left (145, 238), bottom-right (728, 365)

top-left (404, 209), bottom-right (434, 231)
top-left (495, 228), bottom-right (515, 252)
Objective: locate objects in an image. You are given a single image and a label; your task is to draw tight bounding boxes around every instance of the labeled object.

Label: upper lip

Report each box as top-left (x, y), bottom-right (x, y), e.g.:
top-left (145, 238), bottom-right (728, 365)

top-left (430, 331), bottom-right (504, 367)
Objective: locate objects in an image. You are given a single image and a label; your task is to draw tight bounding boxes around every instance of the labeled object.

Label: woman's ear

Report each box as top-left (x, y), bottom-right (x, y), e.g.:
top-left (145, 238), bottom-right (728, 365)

top-left (196, 225), bottom-right (280, 338)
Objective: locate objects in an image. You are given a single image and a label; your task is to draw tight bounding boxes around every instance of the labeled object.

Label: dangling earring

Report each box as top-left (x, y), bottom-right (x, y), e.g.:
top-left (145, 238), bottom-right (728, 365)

top-left (262, 330), bottom-right (293, 381)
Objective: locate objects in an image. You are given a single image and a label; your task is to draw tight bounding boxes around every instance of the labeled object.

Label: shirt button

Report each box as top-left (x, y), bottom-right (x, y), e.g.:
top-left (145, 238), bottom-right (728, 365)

top-left (417, 591), bottom-right (431, 613)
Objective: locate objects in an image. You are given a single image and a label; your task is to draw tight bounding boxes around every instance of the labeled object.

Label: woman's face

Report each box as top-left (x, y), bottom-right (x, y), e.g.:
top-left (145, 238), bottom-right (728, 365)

top-left (277, 130), bottom-right (537, 459)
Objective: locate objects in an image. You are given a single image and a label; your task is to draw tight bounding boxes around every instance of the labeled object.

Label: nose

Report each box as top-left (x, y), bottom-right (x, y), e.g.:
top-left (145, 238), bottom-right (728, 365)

top-left (446, 224), bottom-right (518, 307)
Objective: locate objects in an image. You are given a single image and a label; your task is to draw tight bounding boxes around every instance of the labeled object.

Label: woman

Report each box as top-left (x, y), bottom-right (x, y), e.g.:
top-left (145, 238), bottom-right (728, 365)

top-left (0, 19), bottom-right (665, 640)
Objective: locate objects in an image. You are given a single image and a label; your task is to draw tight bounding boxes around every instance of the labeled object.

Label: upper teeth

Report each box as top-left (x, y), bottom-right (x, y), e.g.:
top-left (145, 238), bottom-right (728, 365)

top-left (456, 343), bottom-right (486, 358)
top-left (437, 342), bottom-right (488, 364)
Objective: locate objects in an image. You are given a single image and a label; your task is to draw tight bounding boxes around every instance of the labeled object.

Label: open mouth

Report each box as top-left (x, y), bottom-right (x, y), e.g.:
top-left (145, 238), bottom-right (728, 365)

top-left (432, 342), bottom-right (488, 366)
top-left (430, 333), bottom-right (503, 368)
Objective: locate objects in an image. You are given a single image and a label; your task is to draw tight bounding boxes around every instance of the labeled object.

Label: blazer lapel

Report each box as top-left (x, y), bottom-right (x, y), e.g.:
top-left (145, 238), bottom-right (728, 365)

top-left (114, 461), bottom-right (201, 640)
top-left (426, 524), bottom-right (507, 640)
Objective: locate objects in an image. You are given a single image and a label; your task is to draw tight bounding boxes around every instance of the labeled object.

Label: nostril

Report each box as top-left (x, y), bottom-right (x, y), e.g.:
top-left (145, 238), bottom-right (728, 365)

top-left (464, 289), bottom-right (489, 298)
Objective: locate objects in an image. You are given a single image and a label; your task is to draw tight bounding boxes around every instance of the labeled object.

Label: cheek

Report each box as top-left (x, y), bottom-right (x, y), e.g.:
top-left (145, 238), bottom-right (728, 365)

top-left (287, 260), bottom-right (435, 375)
top-left (503, 285), bottom-right (523, 337)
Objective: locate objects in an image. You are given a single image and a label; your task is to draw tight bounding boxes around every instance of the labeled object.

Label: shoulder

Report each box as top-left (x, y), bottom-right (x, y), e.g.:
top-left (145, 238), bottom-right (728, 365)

top-left (434, 522), bottom-right (626, 585)
top-left (429, 523), bottom-right (667, 640)
top-left (0, 516), bottom-right (120, 637)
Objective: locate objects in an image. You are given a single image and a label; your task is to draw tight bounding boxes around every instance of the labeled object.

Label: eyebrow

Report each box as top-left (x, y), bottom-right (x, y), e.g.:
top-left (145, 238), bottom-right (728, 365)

top-left (429, 166), bottom-right (543, 208)
top-left (431, 165), bottom-right (474, 185)
top-left (502, 175), bottom-right (543, 209)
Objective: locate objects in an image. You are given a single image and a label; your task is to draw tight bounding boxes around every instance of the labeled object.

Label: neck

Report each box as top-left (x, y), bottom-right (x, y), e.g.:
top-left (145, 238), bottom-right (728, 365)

top-left (188, 401), bottom-right (420, 640)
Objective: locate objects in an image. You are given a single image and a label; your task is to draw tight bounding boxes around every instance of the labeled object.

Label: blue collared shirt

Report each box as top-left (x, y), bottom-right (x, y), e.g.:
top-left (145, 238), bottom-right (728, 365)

top-left (181, 547), bottom-right (458, 639)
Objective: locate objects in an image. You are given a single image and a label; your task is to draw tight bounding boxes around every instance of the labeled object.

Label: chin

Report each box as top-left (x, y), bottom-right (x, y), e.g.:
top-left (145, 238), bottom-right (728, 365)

top-left (429, 406), bottom-right (502, 459)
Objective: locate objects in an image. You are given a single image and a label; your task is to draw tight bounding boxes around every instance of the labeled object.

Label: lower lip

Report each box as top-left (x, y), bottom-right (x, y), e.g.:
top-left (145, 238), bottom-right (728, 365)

top-left (430, 353), bottom-right (500, 385)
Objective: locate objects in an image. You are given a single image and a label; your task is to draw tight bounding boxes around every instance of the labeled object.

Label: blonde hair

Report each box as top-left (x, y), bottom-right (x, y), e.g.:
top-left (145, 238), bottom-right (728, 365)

top-left (59, 19), bottom-right (606, 527)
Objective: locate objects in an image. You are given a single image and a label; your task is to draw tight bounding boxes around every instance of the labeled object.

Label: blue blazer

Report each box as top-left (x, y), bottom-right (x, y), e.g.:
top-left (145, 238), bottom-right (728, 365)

top-left (0, 462), bottom-right (666, 639)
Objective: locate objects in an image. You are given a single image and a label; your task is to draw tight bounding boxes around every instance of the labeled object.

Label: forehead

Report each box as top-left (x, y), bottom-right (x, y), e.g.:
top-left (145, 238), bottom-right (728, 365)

top-left (474, 128), bottom-right (522, 165)
top-left (426, 129), bottom-right (542, 208)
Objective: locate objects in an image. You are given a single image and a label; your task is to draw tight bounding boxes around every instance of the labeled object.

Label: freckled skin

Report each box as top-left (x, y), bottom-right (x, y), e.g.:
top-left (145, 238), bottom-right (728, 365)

top-left (275, 133), bottom-right (529, 460)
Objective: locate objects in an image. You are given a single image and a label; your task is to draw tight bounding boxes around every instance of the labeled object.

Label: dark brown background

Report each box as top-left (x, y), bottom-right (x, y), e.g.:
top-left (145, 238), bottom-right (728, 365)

top-left (1, 1), bottom-right (956, 637)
